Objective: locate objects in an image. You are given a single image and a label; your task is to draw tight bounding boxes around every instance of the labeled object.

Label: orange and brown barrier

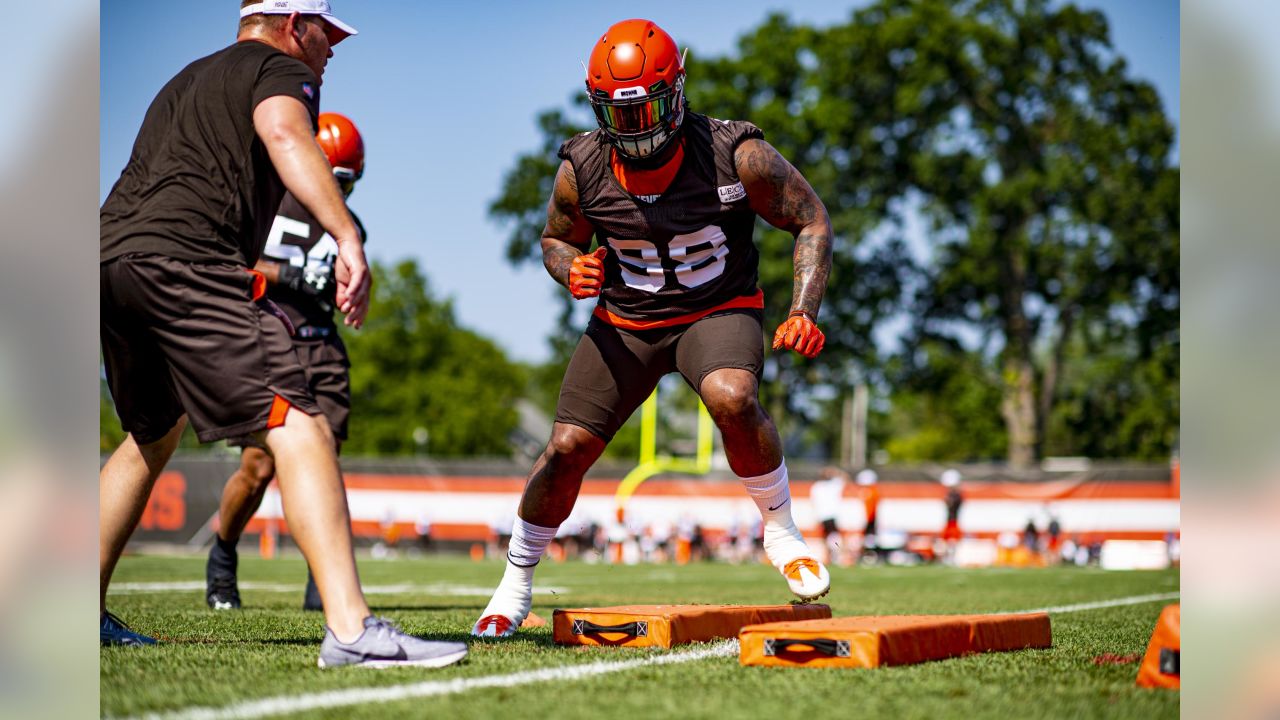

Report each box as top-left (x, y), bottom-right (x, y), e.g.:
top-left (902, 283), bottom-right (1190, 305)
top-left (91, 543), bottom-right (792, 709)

top-left (739, 612), bottom-right (1051, 668)
top-left (1136, 604), bottom-right (1179, 689)
top-left (553, 604), bottom-right (831, 649)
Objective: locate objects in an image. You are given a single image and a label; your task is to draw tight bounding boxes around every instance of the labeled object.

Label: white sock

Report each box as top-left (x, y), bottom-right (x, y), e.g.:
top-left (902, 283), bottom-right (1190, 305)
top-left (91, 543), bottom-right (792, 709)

top-left (507, 517), bottom-right (558, 567)
top-left (740, 461), bottom-right (811, 568)
top-left (484, 517), bottom-right (558, 618)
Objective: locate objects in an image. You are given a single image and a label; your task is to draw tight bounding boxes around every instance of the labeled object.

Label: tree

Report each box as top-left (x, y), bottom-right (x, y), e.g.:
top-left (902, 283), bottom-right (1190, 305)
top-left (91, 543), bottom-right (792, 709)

top-left (826, 0), bottom-right (1179, 467)
top-left (331, 260), bottom-right (524, 456)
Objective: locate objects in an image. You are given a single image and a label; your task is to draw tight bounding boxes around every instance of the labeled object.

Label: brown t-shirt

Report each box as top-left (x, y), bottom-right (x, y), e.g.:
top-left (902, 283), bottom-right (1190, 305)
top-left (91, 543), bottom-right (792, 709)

top-left (100, 40), bottom-right (320, 267)
top-left (558, 113), bottom-right (763, 321)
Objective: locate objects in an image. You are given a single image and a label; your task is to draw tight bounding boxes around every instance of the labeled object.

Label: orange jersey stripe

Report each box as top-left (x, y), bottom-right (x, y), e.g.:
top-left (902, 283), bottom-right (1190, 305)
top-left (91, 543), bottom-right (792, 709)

top-left (611, 142), bottom-right (685, 196)
top-left (593, 290), bottom-right (765, 330)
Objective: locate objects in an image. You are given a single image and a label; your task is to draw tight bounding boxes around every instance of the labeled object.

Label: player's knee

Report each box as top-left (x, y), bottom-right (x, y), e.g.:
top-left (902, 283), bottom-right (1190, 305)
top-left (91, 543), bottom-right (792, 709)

top-left (545, 425), bottom-right (600, 467)
top-left (702, 375), bottom-right (761, 423)
top-left (242, 447), bottom-right (276, 485)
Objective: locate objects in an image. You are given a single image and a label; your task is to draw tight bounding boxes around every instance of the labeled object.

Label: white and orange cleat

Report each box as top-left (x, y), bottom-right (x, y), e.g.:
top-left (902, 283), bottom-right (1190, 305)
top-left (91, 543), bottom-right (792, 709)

top-left (762, 519), bottom-right (831, 602)
top-left (472, 613), bottom-right (521, 638)
top-left (780, 556), bottom-right (831, 602)
top-left (471, 566), bottom-right (534, 638)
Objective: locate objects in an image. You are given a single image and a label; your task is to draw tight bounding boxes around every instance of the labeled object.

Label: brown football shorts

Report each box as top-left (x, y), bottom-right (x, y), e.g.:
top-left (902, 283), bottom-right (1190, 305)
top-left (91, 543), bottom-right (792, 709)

top-left (230, 334), bottom-right (350, 447)
top-left (554, 308), bottom-right (764, 441)
top-left (100, 253), bottom-right (320, 445)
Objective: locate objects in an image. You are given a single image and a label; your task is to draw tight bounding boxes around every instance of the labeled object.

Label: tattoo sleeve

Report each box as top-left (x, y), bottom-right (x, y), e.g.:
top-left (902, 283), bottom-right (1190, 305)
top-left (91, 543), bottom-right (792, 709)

top-left (735, 138), bottom-right (834, 319)
top-left (541, 159), bottom-right (596, 289)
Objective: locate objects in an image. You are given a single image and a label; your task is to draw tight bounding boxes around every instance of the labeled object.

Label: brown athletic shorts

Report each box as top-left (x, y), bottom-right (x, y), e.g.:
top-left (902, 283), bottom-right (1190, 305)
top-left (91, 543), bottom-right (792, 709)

top-left (554, 308), bottom-right (764, 440)
top-left (230, 334), bottom-right (350, 446)
top-left (100, 253), bottom-right (320, 445)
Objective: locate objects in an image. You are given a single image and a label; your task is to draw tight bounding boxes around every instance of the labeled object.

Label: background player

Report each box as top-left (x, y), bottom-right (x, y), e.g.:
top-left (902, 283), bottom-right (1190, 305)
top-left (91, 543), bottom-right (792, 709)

top-left (206, 112), bottom-right (368, 613)
top-left (474, 19), bottom-right (834, 637)
top-left (811, 467), bottom-right (850, 566)
top-left (856, 468), bottom-right (882, 562)
top-left (940, 468), bottom-right (964, 564)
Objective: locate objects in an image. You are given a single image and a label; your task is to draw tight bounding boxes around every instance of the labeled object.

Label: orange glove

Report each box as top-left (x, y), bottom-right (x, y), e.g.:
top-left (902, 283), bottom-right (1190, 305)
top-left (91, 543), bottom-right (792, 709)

top-left (772, 311), bottom-right (825, 358)
top-left (569, 246), bottom-right (608, 299)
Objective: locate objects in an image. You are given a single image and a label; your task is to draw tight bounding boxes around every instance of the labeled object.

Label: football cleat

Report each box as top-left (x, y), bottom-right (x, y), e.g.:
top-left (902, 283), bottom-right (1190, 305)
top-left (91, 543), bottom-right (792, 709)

top-left (781, 557), bottom-right (831, 602)
top-left (302, 569), bottom-right (323, 612)
top-left (101, 611), bottom-right (157, 647)
top-left (471, 614), bottom-right (519, 638)
top-left (206, 541), bottom-right (241, 610)
top-left (206, 574), bottom-right (241, 610)
top-left (318, 617), bottom-right (468, 669)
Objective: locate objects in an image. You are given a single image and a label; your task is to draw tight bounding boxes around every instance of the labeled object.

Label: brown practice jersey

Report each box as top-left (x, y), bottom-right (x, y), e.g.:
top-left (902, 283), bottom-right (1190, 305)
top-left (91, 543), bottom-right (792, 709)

top-left (100, 41), bottom-right (320, 267)
top-left (260, 192), bottom-right (367, 332)
top-left (558, 113), bottom-right (764, 323)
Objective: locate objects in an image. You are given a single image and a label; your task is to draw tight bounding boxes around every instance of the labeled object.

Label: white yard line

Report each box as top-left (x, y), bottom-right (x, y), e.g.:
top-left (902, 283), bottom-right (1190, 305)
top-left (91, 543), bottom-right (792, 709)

top-left (109, 582), bottom-right (568, 596)
top-left (121, 640), bottom-right (739, 720)
top-left (999, 591), bottom-right (1180, 615)
top-left (119, 590), bottom-right (1179, 720)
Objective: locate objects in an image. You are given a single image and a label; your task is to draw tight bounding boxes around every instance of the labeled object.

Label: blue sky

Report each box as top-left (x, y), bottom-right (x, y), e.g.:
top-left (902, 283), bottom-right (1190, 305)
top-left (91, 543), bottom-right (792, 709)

top-left (100, 1), bottom-right (1178, 364)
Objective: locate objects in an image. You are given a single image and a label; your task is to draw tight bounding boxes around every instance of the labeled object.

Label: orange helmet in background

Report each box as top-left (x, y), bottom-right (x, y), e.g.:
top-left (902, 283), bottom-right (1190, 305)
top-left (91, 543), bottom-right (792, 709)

top-left (585, 19), bottom-right (686, 160)
top-left (316, 112), bottom-right (364, 196)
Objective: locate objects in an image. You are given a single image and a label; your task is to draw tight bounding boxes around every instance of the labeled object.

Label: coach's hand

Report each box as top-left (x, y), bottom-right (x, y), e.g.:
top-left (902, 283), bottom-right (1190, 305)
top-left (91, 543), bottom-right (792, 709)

top-left (335, 237), bottom-right (371, 328)
top-left (569, 246), bottom-right (608, 299)
top-left (772, 311), bottom-right (825, 359)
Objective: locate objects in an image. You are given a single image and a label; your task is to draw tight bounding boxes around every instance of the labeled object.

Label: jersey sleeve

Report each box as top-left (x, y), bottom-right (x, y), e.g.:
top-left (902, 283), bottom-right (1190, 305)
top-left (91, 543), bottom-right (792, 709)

top-left (252, 53), bottom-right (321, 126)
top-left (720, 119), bottom-right (765, 150)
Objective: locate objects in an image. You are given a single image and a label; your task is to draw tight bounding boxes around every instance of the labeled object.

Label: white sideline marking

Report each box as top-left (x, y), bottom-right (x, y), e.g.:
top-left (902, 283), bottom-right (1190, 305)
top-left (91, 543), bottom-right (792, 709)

top-left (109, 582), bottom-right (568, 596)
top-left (119, 591), bottom-right (1179, 720)
top-left (121, 640), bottom-right (739, 720)
top-left (998, 591), bottom-right (1180, 615)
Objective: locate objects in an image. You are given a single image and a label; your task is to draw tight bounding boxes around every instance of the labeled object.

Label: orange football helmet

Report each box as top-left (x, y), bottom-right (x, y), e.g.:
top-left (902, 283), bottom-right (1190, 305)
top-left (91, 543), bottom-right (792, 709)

top-left (316, 112), bottom-right (364, 197)
top-left (584, 19), bottom-right (686, 160)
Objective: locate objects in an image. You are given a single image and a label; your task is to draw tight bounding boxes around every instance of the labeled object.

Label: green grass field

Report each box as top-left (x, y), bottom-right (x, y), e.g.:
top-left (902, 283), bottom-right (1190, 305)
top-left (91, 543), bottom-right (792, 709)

top-left (102, 555), bottom-right (1179, 719)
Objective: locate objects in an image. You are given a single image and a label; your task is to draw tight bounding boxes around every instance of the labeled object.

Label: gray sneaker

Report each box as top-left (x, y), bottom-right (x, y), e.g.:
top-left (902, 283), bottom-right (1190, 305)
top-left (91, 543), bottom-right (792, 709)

top-left (318, 616), bottom-right (468, 669)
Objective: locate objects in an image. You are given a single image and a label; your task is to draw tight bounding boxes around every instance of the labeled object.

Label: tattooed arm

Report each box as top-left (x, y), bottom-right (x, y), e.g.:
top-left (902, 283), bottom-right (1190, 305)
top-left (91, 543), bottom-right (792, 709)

top-left (735, 138), bottom-right (833, 320)
top-left (541, 160), bottom-right (598, 290)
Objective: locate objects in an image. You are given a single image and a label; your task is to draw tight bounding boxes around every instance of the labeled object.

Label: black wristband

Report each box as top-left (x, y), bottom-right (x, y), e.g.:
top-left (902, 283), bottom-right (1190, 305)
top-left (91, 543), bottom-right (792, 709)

top-left (788, 310), bottom-right (815, 322)
top-left (278, 264), bottom-right (303, 290)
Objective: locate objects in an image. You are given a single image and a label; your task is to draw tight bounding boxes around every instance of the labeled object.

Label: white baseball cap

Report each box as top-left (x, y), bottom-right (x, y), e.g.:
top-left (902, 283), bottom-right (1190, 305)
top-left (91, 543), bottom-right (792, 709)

top-left (855, 469), bottom-right (878, 486)
top-left (240, 1), bottom-right (358, 38)
top-left (940, 469), bottom-right (962, 487)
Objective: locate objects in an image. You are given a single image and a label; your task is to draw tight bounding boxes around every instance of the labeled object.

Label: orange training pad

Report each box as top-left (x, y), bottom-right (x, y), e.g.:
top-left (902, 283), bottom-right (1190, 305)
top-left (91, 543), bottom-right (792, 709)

top-left (739, 613), bottom-right (1051, 668)
top-left (553, 604), bottom-right (832, 648)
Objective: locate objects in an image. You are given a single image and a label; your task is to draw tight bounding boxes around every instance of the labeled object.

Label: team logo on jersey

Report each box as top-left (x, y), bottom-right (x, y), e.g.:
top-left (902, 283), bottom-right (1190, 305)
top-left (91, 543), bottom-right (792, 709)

top-left (718, 182), bottom-right (747, 203)
top-left (301, 82), bottom-right (315, 100)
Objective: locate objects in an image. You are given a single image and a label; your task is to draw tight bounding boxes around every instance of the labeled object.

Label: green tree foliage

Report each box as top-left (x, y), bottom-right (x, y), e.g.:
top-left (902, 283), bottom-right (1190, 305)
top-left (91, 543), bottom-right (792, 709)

top-left (489, 0), bottom-right (1178, 464)
top-left (884, 341), bottom-right (1008, 462)
top-left (342, 261), bottom-right (524, 456)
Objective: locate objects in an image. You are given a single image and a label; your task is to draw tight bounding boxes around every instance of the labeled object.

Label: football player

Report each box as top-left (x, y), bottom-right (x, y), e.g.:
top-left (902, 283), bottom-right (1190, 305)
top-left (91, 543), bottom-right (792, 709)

top-left (205, 112), bottom-right (367, 613)
top-left (474, 19), bottom-right (834, 637)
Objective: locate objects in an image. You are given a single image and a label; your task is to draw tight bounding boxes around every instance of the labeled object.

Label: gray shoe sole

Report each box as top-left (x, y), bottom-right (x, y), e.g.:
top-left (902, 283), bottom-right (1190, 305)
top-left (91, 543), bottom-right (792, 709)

top-left (318, 647), bottom-right (468, 670)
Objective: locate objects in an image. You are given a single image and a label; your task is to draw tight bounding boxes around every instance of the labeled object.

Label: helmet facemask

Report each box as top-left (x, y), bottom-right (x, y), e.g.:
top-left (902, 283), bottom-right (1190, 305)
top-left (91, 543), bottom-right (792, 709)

top-left (588, 74), bottom-right (686, 161)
